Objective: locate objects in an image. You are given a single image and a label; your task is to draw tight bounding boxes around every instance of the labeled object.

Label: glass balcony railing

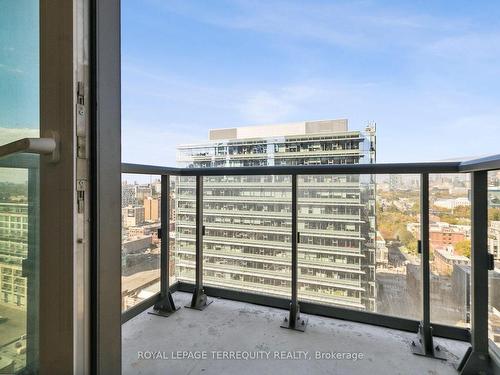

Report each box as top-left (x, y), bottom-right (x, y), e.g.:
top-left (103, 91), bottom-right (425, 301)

top-left (121, 174), bottom-right (161, 312)
top-left (120, 154), bottom-right (500, 372)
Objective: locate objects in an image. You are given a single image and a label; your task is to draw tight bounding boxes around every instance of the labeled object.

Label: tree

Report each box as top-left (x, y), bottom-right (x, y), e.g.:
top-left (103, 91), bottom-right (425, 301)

top-left (489, 208), bottom-right (500, 222)
top-left (455, 239), bottom-right (471, 258)
top-left (405, 240), bottom-right (418, 255)
top-left (453, 205), bottom-right (471, 218)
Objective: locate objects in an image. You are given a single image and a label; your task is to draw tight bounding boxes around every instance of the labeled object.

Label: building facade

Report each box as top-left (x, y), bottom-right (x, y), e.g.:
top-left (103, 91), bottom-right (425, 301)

top-left (122, 206), bottom-right (145, 228)
top-left (175, 119), bottom-right (377, 310)
top-left (122, 184), bottom-right (137, 207)
top-left (433, 247), bottom-right (470, 276)
top-left (489, 187), bottom-right (500, 208)
top-left (490, 221), bottom-right (500, 260)
top-left (0, 203), bottom-right (28, 309)
top-left (144, 197), bottom-right (160, 222)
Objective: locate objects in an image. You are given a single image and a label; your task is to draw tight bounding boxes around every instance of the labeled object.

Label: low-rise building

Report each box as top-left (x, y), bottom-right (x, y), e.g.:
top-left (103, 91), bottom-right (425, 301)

top-left (430, 226), bottom-right (466, 248)
top-left (490, 221), bottom-right (500, 260)
top-left (434, 197), bottom-right (470, 210)
top-left (376, 231), bottom-right (389, 267)
top-left (433, 246), bottom-right (470, 275)
top-left (122, 205), bottom-right (145, 228)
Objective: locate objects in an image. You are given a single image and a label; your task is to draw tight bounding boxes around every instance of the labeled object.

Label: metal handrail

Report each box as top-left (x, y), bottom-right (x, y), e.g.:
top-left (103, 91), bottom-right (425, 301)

top-left (122, 153), bottom-right (500, 175)
top-left (122, 161), bottom-right (461, 175)
top-left (459, 153), bottom-right (500, 172)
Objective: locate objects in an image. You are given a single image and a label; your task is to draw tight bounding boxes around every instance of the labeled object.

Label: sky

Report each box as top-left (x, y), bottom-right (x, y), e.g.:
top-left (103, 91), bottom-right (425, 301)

top-left (121, 0), bottom-right (500, 166)
top-left (0, 1), bottom-right (499, 168)
top-left (0, 0), bottom-right (38, 183)
top-left (0, 0), bottom-right (39, 137)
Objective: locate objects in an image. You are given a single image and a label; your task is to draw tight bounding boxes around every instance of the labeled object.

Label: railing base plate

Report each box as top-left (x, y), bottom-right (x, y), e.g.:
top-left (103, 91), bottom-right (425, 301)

top-left (410, 342), bottom-right (447, 360)
top-left (410, 323), bottom-right (447, 360)
top-left (185, 300), bottom-right (213, 311)
top-left (280, 316), bottom-right (308, 332)
top-left (148, 307), bottom-right (180, 318)
top-left (148, 292), bottom-right (179, 317)
top-left (186, 288), bottom-right (212, 310)
top-left (457, 347), bottom-right (493, 375)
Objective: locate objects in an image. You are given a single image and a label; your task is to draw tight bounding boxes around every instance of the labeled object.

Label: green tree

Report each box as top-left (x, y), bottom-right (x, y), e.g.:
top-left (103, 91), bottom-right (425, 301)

top-left (489, 208), bottom-right (500, 222)
top-left (455, 239), bottom-right (471, 258)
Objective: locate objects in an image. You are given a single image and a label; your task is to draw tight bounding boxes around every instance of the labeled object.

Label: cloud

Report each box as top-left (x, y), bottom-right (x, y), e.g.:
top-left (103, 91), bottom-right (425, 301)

top-left (152, 0), bottom-right (465, 50)
top-left (0, 63), bottom-right (24, 75)
top-left (421, 32), bottom-right (500, 77)
top-left (122, 0), bottom-right (500, 164)
top-left (0, 127), bottom-right (39, 146)
top-left (0, 127), bottom-right (39, 183)
top-left (238, 85), bottom-right (320, 123)
top-left (122, 120), bottom-right (202, 166)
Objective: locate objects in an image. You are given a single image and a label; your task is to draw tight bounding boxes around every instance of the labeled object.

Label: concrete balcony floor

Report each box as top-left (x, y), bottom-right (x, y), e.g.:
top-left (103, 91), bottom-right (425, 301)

top-left (122, 292), bottom-right (468, 375)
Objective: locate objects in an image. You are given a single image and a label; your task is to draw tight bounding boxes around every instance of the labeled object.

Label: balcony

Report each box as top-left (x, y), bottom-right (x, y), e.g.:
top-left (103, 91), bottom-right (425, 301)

top-left (123, 291), bottom-right (467, 375)
top-left (121, 154), bottom-right (500, 374)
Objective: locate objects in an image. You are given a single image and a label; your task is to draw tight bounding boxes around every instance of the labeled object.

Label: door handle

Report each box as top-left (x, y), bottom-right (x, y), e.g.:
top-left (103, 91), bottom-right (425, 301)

top-left (0, 131), bottom-right (59, 162)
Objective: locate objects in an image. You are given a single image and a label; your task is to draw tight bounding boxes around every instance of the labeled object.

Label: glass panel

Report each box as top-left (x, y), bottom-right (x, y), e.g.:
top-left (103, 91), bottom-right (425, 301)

top-left (374, 174), bottom-right (421, 319)
top-left (0, 0), bottom-right (39, 373)
top-left (0, 158), bottom-right (38, 374)
top-left (488, 170), bottom-right (500, 350)
top-left (429, 173), bottom-right (471, 328)
top-left (296, 173), bottom-right (421, 319)
top-left (168, 176), bottom-right (177, 286)
top-left (297, 174), bottom-right (376, 310)
top-left (121, 174), bottom-right (161, 311)
top-left (175, 176), bottom-right (196, 284)
top-left (174, 175), bottom-right (292, 298)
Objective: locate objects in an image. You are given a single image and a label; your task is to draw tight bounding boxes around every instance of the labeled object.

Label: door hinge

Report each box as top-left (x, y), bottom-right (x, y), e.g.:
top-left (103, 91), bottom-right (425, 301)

top-left (76, 81), bottom-right (87, 159)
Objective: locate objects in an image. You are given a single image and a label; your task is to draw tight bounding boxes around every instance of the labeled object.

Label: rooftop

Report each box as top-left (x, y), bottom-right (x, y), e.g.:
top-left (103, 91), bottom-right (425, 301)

top-left (208, 119), bottom-right (349, 141)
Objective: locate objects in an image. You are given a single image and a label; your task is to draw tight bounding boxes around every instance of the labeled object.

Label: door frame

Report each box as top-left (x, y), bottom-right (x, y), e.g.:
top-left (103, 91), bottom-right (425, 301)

top-left (39, 0), bottom-right (78, 373)
top-left (39, 0), bottom-right (121, 374)
top-left (38, 0), bottom-right (122, 373)
top-left (39, 0), bottom-right (120, 373)
top-left (90, 0), bottom-right (122, 374)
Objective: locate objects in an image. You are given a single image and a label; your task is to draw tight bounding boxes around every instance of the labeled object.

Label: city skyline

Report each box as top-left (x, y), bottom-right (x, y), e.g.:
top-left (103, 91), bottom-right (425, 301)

top-left (117, 119), bottom-right (500, 326)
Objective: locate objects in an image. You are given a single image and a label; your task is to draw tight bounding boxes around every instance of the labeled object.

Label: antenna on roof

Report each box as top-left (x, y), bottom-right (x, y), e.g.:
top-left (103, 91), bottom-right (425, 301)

top-left (365, 121), bottom-right (376, 163)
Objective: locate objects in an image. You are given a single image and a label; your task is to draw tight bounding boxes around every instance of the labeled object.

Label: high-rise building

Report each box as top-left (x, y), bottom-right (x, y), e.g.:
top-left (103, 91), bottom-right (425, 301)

top-left (136, 185), bottom-right (153, 202)
top-left (175, 119), bottom-right (377, 310)
top-left (122, 184), bottom-right (137, 208)
top-left (0, 203), bottom-right (28, 309)
top-left (144, 197), bottom-right (160, 222)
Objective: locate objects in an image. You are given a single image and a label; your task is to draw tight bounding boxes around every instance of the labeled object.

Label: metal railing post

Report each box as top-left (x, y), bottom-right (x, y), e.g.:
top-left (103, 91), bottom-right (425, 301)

top-left (150, 174), bottom-right (179, 317)
top-left (458, 170), bottom-right (493, 374)
top-left (187, 175), bottom-right (212, 310)
top-left (411, 173), bottom-right (446, 359)
top-left (281, 174), bottom-right (307, 331)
